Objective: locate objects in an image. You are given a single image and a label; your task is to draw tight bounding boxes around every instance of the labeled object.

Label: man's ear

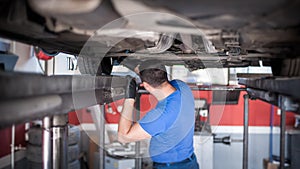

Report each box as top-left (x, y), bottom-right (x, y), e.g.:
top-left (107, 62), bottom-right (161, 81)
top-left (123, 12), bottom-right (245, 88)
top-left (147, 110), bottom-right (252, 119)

top-left (143, 82), bottom-right (152, 91)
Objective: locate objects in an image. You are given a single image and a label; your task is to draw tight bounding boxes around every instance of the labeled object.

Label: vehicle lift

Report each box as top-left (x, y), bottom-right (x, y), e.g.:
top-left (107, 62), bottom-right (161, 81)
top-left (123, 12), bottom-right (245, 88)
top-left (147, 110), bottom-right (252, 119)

top-left (1, 68), bottom-right (300, 169)
top-left (239, 77), bottom-right (300, 169)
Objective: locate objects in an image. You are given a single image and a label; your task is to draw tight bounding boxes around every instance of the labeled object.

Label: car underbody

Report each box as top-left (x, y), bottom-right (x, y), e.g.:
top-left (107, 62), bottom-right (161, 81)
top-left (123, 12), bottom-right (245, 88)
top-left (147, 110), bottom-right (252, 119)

top-left (0, 0), bottom-right (300, 75)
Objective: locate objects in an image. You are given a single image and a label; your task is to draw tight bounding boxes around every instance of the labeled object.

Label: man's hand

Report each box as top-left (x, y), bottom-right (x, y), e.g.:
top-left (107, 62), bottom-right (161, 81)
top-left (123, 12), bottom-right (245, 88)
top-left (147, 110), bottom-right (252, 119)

top-left (125, 77), bottom-right (137, 99)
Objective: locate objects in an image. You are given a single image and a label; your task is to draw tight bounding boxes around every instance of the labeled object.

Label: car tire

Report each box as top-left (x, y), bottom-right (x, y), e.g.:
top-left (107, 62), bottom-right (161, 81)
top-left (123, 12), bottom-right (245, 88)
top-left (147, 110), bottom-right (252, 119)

top-left (68, 160), bottom-right (81, 169)
top-left (27, 161), bottom-right (42, 169)
top-left (28, 125), bottom-right (80, 146)
top-left (26, 144), bottom-right (80, 163)
top-left (78, 56), bottom-right (113, 75)
top-left (68, 125), bottom-right (81, 146)
top-left (27, 160), bottom-right (80, 169)
top-left (68, 144), bottom-right (80, 162)
top-left (28, 127), bottom-right (43, 146)
top-left (26, 144), bottom-right (43, 163)
top-left (271, 58), bottom-right (300, 76)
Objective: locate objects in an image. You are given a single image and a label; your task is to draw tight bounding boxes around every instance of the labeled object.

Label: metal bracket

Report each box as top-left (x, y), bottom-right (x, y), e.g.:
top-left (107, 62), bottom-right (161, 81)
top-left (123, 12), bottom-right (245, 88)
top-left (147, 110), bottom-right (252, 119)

top-left (278, 95), bottom-right (299, 112)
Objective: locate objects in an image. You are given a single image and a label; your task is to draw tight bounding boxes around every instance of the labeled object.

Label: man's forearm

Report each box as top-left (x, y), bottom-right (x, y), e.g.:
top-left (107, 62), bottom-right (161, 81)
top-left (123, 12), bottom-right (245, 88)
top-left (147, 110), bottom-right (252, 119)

top-left (117, 98), bottom-right (151, 143)
top-left (118, 99), bottom-right (135, 136)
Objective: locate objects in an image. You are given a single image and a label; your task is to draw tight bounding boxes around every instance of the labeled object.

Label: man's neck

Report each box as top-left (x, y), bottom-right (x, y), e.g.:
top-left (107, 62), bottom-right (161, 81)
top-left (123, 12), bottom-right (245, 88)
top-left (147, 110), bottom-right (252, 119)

top-left (152, 82), bottom-right (176, 101)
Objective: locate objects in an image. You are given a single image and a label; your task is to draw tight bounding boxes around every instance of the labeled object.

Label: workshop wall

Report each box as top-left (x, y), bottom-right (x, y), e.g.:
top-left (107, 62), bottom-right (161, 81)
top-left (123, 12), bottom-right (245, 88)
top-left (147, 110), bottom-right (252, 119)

top-left (208, 91), bottom-right (295, 126)
top-left (0, 125), bottom-right (26, 158)
top-left (70, 91), bottom-right (295, 126)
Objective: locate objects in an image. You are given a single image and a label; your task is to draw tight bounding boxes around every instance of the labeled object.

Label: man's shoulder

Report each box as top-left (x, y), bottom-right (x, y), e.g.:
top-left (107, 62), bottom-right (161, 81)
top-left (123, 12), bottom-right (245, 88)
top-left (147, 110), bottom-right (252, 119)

top-left (170, 80), bottom-right (193, 101)
top-left (170, 79), bottom-right (189, 89)
top-left (170, 79), bottom-right (186, 85)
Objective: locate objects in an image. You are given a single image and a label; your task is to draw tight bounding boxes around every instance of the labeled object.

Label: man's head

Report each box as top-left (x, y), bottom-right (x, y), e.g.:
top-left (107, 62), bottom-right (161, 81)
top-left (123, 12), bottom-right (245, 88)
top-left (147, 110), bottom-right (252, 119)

top-left (138, 60), bottom-right (168, 88)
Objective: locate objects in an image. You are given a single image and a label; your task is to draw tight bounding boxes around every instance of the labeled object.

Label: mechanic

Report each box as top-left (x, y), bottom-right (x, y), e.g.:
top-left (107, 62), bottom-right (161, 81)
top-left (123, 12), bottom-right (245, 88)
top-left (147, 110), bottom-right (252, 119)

top-left (118, 61), bottom-right (199, 169)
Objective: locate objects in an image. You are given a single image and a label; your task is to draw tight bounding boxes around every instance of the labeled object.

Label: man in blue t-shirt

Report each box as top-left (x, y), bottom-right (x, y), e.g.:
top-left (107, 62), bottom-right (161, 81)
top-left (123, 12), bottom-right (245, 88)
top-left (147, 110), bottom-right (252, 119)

top-left (118, 61), bottom-right (199, 169)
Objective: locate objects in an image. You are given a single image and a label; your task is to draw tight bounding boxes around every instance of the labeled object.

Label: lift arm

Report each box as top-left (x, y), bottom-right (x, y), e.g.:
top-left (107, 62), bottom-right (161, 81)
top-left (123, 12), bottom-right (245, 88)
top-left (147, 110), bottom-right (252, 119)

top-left (0, 72), bottom-right (128, 128)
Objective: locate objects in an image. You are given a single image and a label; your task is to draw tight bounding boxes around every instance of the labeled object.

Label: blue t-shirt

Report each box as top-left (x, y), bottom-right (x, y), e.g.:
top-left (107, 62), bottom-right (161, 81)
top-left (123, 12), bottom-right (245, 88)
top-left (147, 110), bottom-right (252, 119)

top-left (139, 80), bottom-right (195, 163)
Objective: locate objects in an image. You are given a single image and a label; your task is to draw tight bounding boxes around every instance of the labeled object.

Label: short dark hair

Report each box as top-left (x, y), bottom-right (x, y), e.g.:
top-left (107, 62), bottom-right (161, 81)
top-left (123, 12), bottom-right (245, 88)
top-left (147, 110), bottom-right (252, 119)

top-left (139, 61), bottom-right (168, 88)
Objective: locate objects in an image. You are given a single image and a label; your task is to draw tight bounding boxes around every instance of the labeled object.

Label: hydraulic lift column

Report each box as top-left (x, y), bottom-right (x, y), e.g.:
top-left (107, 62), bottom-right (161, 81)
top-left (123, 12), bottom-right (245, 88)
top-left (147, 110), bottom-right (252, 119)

top-left (52, 115), bottom-right (68, 169)
top-left (135, 91), bottom-right (142, 169)
top-left (99, 105), bottom-right (106, 169)
top-left (278, 96), bottom-right (297, 169)
top-left (42, 114), bottom-right (69, 169)
top-left (43, 116), bottom-right (52, 169)
top-left (243, 94), bottom-right (249, 169)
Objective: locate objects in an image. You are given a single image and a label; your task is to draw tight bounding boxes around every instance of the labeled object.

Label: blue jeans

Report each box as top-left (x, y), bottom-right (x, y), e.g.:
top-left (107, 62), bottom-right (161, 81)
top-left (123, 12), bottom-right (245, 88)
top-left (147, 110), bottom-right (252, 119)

top-left (153, 153), bottom-right (199, 169)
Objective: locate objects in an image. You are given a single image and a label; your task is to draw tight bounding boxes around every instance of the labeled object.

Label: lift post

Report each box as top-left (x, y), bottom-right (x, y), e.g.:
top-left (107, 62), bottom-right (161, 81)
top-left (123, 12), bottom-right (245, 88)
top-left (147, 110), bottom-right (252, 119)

top-left (135, 92), bottom-right (142, 169)
top-left (99, 105), bottom-right (106, 169)
top-left (239, 77), bottom-right (300, 169)
top-left (42, 116), bottom-right (52, 169)
top-left (52, 114), bottom-right (68, 169)
top-left (243, 94), bottom-right (249, 169)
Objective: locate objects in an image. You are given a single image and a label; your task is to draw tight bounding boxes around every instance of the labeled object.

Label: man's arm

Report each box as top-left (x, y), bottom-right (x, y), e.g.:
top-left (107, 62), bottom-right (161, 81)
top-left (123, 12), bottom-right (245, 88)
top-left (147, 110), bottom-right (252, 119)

top-left (117, 98), bottom-right (151, 143)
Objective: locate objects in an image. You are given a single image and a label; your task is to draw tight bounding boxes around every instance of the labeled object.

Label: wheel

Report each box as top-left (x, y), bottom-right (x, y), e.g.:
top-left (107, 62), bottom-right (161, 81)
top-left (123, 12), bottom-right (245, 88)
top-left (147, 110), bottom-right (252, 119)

top-left (26, 144), bottom-right (80, 163)
top-left (78, 56), bottom-right (113, 75)
top-left (26, 144), bottom-right (43, 163)
top-left (27, 161), bottom-right (42, 169)
top-left (68, 144), bottom-right (80, 162)
top-left (28, 125), bottom-right (80, 146)
top-left (28, 127), bottom-right (43, 146)
top-left (27, 125), bottom-right (80, 163)
top-left (271, 58), bottom-right (300, 76)
top-left (27, 157), bottom-right (80, 169)
top-left (68, 125), bottom-right (81, 146)
top-left (68, 160), bottom-right (80, 169)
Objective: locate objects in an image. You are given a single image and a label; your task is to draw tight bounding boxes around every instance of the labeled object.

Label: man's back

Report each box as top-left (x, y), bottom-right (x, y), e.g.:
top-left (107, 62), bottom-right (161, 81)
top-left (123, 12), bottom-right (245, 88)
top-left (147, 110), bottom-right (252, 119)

top-left (139, 80), bottom-right (195, 163)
